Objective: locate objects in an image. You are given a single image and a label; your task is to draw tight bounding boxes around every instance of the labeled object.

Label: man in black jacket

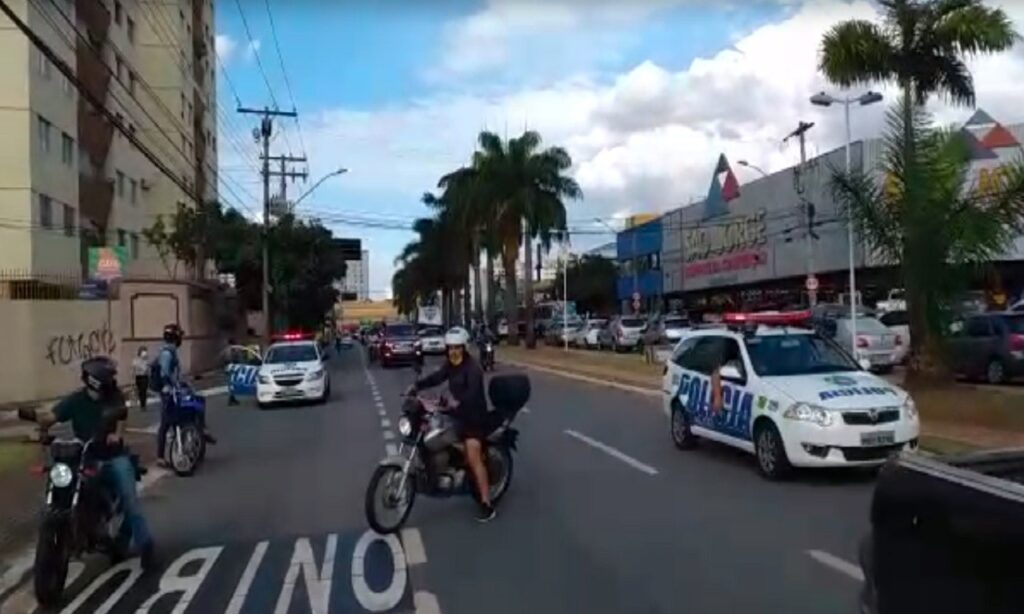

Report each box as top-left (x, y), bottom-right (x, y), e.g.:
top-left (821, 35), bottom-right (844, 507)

top-left (410, 326), bottom-right (495, 522)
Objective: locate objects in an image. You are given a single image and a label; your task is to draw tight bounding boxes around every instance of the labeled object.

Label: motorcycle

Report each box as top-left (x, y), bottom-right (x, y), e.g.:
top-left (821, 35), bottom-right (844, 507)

top-left (17, 404), bottom-right (142, 607)
top-left (364, 370), bottom-right (530, 534)
top-left (480, 341), bottom-right (495, 371)
top-left (164, 383), bottom-right (207, 477)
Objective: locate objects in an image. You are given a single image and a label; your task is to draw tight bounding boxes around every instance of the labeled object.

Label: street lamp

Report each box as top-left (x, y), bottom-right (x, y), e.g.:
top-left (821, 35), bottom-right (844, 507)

top-left (293, 167), bottom-right (348, 207)
top-left (810, 89), bottom-right (883, 357)
top-left (737, 160), bottom-right (769, 178)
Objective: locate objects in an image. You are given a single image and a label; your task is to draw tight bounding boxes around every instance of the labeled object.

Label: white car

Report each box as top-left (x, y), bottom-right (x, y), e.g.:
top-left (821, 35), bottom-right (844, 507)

top-left (581, 319), bottom-right (607, 348)
top-left (662, 311), bottom-right (920, 479)
top-left (418, 327), bottom-right (446, 355)
top-left (256, 341), bottom-right (331, 408)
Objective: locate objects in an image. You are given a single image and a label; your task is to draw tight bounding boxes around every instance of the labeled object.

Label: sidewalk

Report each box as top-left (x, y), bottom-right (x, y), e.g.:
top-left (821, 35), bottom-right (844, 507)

top-left (500, 345), bottom-right (1024, 452)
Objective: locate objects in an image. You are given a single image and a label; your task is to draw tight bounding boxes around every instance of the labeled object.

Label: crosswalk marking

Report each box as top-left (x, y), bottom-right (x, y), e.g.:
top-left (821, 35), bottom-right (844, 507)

top-left (224, 540), bottom-right (268, 614)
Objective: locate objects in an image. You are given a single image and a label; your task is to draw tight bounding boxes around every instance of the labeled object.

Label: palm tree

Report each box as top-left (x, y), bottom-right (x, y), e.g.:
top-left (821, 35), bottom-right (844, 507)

top-left (472, 130), bottom-right (582, 347)
top-left (819, 0), bottom-right (1017, 375)
top-left (436, 167), bottom-right (487, 327)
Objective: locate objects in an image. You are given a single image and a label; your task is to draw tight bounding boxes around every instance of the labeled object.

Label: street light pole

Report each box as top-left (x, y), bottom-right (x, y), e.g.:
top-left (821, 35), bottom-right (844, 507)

top-left (293, 167), bottom-right (349, 207)
top-left (562, 232), bottom-right (569, 352)
top-left (737, 160), bottom-right (769, 178)
top-left (811, 90), bottom-right (883, 358)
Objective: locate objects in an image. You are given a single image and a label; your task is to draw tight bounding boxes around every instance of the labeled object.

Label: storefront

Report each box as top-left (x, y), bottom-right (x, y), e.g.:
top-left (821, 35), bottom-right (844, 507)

top-left (615, 217), bottom-right (663, 313)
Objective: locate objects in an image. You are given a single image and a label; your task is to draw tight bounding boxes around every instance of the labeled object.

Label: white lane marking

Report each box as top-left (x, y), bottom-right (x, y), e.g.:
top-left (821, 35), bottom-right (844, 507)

top-left (400, 528), bottom-right (427, 566)
top-left (224, 540), bottom-right (269, 614)
top-left (274, 535), bottom-right (338, 614)
top-left (137, 546), bottom-right (223, 613)
top-left (383, 430), bottom-right (395, 441)
top-left (385, 443), bottom-right (398, 456)
top-left (375, 401), bottom-right (385, 409)
top-left (521, 407), bottom-right (531, 414)
top-left (59, 559), bottom-right (141, 614)
top-left (0, 468), bottom-right (169, 600)
top-left (1, 562), bottom-right (84, 614)
top-left (351, 530), bottom-right (407, 612)
top-left (414, 591), bottom-right (442, 614)
top-left (378, 409), bottom-right (387, 418)
top-left (806, 549), bottom-right (864, 582)
top-left (564, 429), bottom-right (659, 476)
top-left (381, 419), bottom-right (392, 428)
top-left (126, 424), bottom-right (159, 435)
top-left (197, 385), bottom-right (229, 397)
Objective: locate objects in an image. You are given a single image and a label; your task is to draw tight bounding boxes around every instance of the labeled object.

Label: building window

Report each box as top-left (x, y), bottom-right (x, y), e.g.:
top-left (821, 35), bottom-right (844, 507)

top-left (62, 203), bottom-right (75, 237)
top-left (179, 9), bottom-right (184, 24)
top-left (130, 178), bottom-right (138, 204)
top-left (36, 115), bottom-right (51, 153)
top-left (116, 170), bottom-right (125, 197)
top-left (36, 49), bottom-right (51, 79)
top-left (128, 72), bottom-right (136, 96)
top-left (61, 132), bottom-right (73, 166)
top-left (39, 194), bottom-right (53, 228)
top-left (61, 74), bottom-right (73, 97)
top-left (130, 233), bottom-right (139, 259)
top-left (180, 93), bottom-right (185, 119)
top-left (187, 101), bottom-right (192, 121)
top-left (115, 55), bottom-right (125, 82)
top-left (127, 17), bottom-right (135, 43)
top-left (114, 1), bottom-right (123, 25)
top-left (117, 229), bottom-right (126, 247)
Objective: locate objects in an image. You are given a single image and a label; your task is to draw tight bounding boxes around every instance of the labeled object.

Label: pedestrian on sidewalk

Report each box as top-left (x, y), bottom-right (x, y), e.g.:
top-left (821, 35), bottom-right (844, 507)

top-left (642, 325), bottom-right (660, 364)
top-left (132, 346), bottom-right (150, 411)
top-left (225, 338), bottom-right (240, 406)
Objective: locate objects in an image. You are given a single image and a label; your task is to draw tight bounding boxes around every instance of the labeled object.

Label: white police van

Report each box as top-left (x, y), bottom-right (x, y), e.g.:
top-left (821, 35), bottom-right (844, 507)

top-left (662, 311), bottom-right (920, 479)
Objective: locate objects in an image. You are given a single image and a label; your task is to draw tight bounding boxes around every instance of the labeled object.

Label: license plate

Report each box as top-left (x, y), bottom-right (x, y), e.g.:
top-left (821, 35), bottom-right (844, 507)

top-left (860, 431), bottom-right (895, 447)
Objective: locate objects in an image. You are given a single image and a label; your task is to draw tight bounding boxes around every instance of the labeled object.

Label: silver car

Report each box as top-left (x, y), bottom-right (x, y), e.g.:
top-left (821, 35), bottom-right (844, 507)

top-left (831, 317), bottom-right (899, 372)
top-left (599, 316), bottom-right (646, 352)
top-left (655, 315), bottom-right (690, 343)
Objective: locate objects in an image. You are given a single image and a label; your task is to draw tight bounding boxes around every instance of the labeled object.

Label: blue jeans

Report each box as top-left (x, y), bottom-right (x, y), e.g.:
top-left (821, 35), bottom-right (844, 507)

top-left (156, 393), bottom-right (174, 458)
top-left (100, 455), bottom-right (152, 548)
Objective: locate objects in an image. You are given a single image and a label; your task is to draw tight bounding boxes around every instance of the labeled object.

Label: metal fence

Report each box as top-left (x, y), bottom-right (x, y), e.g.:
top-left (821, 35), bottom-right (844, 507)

top-left (0, 270), bottom-right (116, 300)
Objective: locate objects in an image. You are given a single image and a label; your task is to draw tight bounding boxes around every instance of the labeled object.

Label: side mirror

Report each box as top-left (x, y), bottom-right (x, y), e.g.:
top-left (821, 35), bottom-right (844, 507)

top-left (858, 358), bottom-right (872, 371)
top-left (719, 364), bottom-right (744, 383)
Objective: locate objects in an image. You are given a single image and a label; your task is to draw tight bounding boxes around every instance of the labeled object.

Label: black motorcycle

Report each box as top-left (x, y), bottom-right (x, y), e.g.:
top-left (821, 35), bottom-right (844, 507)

top-left (17, 404), bottom-right (142, 607)
top-left (364, 372), bottom-right (529, 534)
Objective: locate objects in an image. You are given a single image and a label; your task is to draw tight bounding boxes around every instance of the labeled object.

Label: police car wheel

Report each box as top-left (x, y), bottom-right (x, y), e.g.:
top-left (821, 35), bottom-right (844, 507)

top-left (670, 403), bottom-right (697, 450)
top-left (754, 422), bottom-right (792, 479)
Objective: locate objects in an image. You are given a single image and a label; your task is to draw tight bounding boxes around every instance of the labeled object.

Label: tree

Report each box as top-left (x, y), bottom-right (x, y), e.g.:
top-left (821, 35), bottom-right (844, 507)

top-left (831, 106), bottom-right (1024, 374)
top-left (553, 255), bottom-right (618, 316)
top-left (819, 0), bottom-right (1017, 375)
top-left (141, 200), bottom-right (222, 279)
top-left (472, 130), bottom-right (581, 347)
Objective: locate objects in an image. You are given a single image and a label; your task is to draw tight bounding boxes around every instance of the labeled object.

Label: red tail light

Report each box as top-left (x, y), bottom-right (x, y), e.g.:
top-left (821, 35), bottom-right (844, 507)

top-left (1010, 334), bottom-right (1024, 352)
top-left (856, 336), bottom-right (870, 348)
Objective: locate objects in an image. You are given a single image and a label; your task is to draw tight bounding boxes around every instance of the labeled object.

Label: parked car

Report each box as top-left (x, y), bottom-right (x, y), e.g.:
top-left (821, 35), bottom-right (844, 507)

top-left (859, 449), bottom-right (1024, 614)
top-left (580, 318), bottom-right (607, 349)
top-left (947, 312), bottom-right (1024, 384)
top-left (651, 313), bottom-right (690, 344)
top-left (816, 316), bottom-right (900, 373)
top-left (598, 316), bottom-right (647, 352)
top-left (417, 326), bottom-right (446, 355)
top-left (545, 315), bottom-right (583, 345)
top-left (378, 323), bottom-right (424, 368)
top-left (876, 288), bottom-right (907, 314)
top-left (878, 310), bottom-right (910, 365)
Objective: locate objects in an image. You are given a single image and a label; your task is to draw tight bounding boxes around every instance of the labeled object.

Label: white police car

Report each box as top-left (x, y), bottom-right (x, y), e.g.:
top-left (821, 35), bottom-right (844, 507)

top-left (662, 311), bottom-right (920, 479)
top-left (256, 340), bottom-right (331, 408)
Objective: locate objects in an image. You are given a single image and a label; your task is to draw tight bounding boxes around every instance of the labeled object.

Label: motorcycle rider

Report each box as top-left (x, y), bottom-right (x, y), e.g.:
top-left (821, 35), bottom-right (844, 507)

top-left (155, 324), bottom-right (215, 469)
top-left (408, 326), bottom-right (496, 522)
top-left (34, 357), bottom-right (156, 569)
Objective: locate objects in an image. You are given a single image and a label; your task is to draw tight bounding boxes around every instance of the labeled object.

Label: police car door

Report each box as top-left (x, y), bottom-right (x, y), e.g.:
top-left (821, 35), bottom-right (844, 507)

top-left (224, 345), bottom-right (262, 397)
top-left (675, 335), bottom-right (756, 449)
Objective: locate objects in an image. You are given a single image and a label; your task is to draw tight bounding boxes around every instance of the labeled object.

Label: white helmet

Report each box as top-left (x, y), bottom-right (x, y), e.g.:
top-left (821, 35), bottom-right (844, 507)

top-left (444, 326), bottom-right (470, 347)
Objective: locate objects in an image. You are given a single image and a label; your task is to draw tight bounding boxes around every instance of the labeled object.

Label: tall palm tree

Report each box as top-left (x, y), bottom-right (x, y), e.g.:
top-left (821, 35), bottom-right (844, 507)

top-left (472, 130), bottom-right (582, 347)
top-left (819, 0), bottom-right (1017, 376)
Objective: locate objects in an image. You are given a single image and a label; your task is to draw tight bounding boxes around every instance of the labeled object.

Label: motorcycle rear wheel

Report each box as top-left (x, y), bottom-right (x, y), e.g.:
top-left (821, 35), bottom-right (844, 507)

top-left (33, 520), bottom-right (70, 607)
top-left (486, 446), bottom-right (514, 504)
top-left (365, 465), bottom-right (416, 534)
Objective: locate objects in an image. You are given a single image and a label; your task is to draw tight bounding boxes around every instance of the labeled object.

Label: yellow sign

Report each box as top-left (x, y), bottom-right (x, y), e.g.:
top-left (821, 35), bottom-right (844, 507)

top-left (684, 210), bottom-right (767, 263)
top-left (883, 164), bottom-right (1010, 200)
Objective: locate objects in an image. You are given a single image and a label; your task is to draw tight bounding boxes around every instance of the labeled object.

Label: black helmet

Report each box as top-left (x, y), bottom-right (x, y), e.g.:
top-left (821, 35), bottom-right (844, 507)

top-left (81, 356), bottom-right (117, 395)
top-left (163, 323), bottom-right (184, 345)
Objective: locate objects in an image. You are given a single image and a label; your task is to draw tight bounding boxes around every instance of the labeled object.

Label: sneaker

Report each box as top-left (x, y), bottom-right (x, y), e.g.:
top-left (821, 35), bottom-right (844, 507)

top-left (203, 432), bottom-right (218, 445)
top-left (475, 503), bottom-right (496, 523)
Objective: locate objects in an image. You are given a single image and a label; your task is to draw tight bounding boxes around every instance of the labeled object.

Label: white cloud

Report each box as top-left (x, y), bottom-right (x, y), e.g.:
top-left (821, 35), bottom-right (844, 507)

top-left (220, 0), bottom-right (1024, 296)
top-left (214, 34), bottom-right (238, 64)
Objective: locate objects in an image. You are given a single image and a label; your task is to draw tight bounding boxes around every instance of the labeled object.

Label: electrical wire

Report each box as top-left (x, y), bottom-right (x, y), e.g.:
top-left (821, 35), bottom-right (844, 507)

top-left (263, 0), bottom-right (307, 159)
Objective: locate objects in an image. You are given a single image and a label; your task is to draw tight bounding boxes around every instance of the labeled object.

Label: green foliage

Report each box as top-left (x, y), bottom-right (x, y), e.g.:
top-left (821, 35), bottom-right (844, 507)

top-left (553, 255), bottom-right (618, 316)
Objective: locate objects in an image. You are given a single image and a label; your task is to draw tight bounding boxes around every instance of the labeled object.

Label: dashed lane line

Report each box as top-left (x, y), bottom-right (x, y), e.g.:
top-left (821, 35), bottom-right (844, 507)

top-left (806, 549), bottom-right (864, 582)
top-left (381, 419), bottom-right (392, 428)
top-left (564, 429), bottom-right (659, 476)
top-left (383, 430), bottom-right (396, 441)
top-left (385, 443), bottom-right (398, 457)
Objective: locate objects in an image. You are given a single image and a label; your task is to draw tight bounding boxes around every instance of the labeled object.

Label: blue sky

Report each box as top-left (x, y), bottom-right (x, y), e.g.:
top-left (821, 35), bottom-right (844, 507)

top-left (213, 0), bottom-right (1024, 299)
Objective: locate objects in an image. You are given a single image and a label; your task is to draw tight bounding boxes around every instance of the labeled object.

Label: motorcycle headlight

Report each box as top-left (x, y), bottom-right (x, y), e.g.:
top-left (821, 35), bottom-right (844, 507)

top-left (258, 374), bottom-right (271, 384)
top-left (398, 416), bottom-right (413, 437)
top-left (307, 369), bottom-right (325, 381)
top-left (49, 463), bottom-right (74, 488)
top-left (902, 396), bottom-right (918, 420)
top-left (783, 403), bottom-right (834, 427)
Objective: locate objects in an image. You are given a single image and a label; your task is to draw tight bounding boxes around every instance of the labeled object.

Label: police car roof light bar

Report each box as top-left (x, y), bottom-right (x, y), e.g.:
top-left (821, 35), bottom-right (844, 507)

top-left (721, 310), bottom-right (813, 327)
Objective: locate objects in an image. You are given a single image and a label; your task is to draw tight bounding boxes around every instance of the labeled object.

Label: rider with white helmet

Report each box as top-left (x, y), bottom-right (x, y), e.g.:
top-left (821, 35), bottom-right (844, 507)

top-left (409, 326), bottom-right (495, 522)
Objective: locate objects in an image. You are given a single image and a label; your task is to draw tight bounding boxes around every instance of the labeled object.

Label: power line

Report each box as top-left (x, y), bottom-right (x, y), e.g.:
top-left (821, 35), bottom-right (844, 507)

top-left (263, 0), bottom-right (307, 158)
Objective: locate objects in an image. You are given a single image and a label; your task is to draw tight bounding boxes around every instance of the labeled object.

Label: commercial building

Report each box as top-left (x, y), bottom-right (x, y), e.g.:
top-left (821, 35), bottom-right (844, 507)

top-left (0, 0), bottom-right (217, 279)
top-left (617, 109), bottom-right (1024, 315)
top-left (340, 249), bottom-right (370, 301)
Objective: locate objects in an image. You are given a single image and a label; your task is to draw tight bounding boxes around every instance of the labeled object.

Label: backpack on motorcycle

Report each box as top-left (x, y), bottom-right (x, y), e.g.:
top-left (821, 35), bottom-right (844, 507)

top-left (487, 373), bottom-right (531, 421)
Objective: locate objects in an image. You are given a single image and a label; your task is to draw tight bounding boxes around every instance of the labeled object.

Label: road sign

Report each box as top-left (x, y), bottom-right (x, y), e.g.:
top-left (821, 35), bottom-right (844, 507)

top-left (805, 275), bottom-right (819, 292)
top-left (88, 246), bottom-right (127, 281)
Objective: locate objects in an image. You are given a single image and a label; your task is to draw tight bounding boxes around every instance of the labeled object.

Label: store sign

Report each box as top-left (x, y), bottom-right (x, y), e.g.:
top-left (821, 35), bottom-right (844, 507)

top-left (684, 249), bottom-right (767, 279)
top-left (684, 210), bottom-right (767, 263)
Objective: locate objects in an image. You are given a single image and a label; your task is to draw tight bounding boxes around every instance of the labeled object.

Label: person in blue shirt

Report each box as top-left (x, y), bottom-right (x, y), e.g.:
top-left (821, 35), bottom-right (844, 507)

top-left (154, 324), bottom-right (182, 468)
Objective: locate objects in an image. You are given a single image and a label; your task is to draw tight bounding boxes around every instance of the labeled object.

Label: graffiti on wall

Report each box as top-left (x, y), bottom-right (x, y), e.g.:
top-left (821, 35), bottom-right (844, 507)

top-left (45, 322), bottom-right (117, 366)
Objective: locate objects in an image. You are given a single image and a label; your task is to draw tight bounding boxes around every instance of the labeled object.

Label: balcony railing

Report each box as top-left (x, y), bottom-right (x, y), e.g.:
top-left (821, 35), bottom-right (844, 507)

top-left (75, 0), bottom-right (110, 47)
top-left (77, 100), bottom-right (113, 167)
top-left (78, 174), bottom-right (114, 233)
top-left (75, 40), bottom-right (110, 105)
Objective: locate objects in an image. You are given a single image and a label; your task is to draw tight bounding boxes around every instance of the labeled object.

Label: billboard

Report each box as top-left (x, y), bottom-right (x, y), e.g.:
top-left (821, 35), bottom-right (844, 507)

top-left (331, 238), bottom-right (362, 261)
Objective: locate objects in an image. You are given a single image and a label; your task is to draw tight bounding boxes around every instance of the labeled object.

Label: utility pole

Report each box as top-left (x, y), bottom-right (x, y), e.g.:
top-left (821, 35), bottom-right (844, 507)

top-left (264, 154), bottom-right (308, 205)
top-left (784, 121), bottom-right (816, 307)
top-left (237, 106), bottom-right (298, 346)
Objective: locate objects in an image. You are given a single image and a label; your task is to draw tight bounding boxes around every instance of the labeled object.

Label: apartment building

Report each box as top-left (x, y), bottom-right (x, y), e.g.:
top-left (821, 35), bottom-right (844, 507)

top-left (0, 0), bottom-right (217, 279)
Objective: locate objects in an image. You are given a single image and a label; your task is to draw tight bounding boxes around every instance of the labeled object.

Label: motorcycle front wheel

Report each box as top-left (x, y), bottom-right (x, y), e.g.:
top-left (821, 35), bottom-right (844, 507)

top-left (167, 424), bottom-right (205, 477)
top-left (365, 465), bottom-right (416, 534)
top-left (33, 519), bottom-right (70, 607)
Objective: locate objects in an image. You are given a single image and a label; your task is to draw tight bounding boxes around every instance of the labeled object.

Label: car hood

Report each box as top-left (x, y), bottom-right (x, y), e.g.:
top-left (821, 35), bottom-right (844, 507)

top-left (759, 372), bottom-right (908, 410)
top-left (260, 361), bottom-right (320, 376)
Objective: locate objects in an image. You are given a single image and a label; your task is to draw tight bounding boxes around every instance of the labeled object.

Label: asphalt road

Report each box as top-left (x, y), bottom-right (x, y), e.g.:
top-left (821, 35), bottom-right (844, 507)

top-left (0, 345), bottom-right (875, 613)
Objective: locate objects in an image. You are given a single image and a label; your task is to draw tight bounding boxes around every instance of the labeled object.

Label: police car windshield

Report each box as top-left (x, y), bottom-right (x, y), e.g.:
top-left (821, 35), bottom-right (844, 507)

top-left (745, 334), bottom-right (859, 376)
top-left (265, 344), bottom-right (318, 364)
